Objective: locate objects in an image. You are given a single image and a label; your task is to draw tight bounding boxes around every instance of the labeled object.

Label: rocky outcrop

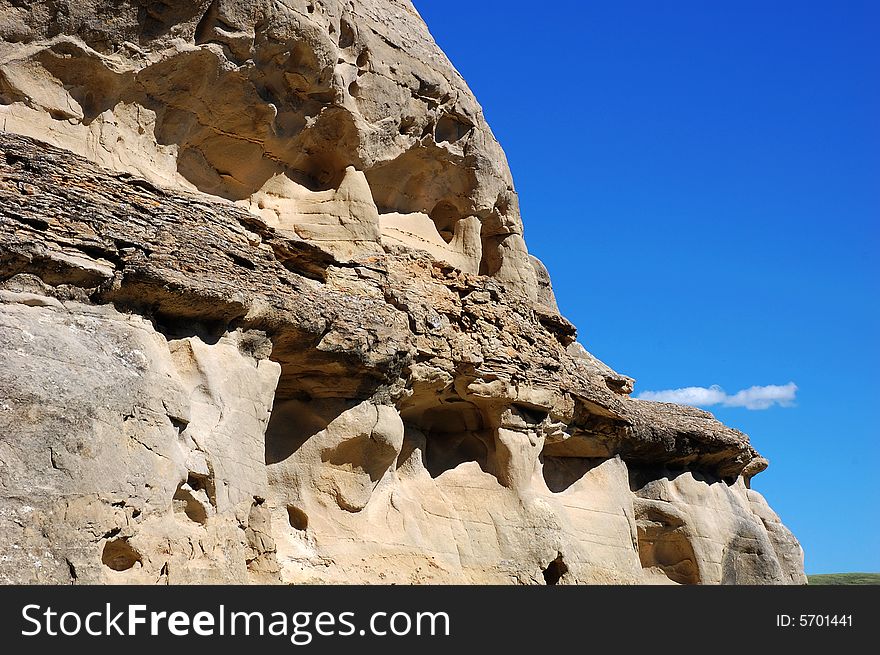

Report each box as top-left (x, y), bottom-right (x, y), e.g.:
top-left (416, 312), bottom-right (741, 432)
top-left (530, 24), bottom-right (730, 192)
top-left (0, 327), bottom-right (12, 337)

top-left (0, 0), bottom-right (534, 292)
top-left (0, 0), bottom-right (805, 584)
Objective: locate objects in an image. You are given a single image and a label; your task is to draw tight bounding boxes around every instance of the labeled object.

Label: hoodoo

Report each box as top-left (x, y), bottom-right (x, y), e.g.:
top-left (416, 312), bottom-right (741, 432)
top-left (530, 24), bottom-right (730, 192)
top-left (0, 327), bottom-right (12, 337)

top-left (0, 0), bottom-right (804, 584)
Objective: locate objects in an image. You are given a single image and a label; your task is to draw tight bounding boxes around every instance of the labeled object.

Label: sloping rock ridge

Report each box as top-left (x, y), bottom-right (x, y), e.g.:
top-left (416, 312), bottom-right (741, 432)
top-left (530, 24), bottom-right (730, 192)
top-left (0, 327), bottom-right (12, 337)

top-left (0, 0), bottom-right (805, 584)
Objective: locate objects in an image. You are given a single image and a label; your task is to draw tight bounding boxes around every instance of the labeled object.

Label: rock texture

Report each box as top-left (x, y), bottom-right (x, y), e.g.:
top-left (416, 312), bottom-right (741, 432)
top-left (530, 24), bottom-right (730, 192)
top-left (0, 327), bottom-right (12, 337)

top-left (0, 0), bottom-right (805, 584)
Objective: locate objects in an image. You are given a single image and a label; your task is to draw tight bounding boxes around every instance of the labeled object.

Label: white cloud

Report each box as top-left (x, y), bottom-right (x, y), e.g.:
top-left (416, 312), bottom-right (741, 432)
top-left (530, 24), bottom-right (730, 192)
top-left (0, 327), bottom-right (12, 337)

top-left (637, 382), bottom-right (798, 410)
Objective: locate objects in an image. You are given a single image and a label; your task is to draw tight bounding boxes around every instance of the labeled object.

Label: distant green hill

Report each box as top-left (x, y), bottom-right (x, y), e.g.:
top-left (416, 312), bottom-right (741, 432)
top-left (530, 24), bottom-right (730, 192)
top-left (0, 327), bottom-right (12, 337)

top-left (808, 573), bottom-right (880, 585)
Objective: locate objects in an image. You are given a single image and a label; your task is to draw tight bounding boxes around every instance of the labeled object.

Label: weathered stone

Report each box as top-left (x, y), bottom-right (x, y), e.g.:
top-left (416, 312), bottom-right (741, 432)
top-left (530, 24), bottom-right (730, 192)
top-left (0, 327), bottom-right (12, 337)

top-left (0, 0), bottom-right (804, 585)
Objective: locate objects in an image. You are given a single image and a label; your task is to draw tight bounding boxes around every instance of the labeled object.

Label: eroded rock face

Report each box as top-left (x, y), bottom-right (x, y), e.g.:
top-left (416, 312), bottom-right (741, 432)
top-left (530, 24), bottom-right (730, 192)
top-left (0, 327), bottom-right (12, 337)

top-left (0, 1), bottom-right (805, 584)
top-left (0, 0), bottom-right (536, 296)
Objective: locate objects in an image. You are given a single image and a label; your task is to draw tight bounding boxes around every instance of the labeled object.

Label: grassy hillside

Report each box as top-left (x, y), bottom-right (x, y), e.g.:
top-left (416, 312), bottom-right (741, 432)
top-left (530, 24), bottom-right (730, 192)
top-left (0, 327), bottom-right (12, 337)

top-left (808, 573), bottom-right (880, 585)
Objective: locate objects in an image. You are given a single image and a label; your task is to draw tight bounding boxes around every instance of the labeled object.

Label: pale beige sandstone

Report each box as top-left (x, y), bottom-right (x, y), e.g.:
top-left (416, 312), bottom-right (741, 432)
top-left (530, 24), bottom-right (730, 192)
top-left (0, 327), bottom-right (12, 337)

top-left (0, 0), bottom-right (536, 293)
top-left (0, 297), bottom-right (280, 583)
top-left (0, 0), bottom-right (805, 585)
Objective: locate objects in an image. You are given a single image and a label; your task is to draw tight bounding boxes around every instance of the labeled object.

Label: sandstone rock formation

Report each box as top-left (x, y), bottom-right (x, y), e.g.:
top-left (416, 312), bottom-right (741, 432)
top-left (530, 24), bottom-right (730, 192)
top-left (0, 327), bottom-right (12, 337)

top-left (0, 0), bottom-right (805, 584)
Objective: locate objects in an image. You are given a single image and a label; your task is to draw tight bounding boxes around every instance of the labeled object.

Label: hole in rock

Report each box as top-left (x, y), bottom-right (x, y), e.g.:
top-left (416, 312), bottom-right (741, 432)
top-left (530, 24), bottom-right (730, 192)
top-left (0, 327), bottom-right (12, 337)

top-left (287, 505), bottom-right (309, 531)
top-left (429, 201), bottom-right (461, 244)
top-left (541, 457), bottom-right (605, 493)
top-left (635, 502), bottom-right (700, 585)
top-left (320, 428), bottom-right (402, 488)
top-left (142, 37), bottom-right (355, 200)
top-left (102, 538), bottom-right (141, 571)
top-left (364, 147), bottom-right (472, 218)
top-left (173, 482), bottom-right (208, 524)
top-left (283, 145), bottom-right (352, 192)
top-left (512, 404), bottom-right (549, 425)
top-left (307, 88), bottom-right (338, 104)
top-left (435, 113), bottom-right (473, 144)
top-left (34, 46), bottom-right (124, 124)
top-left (424, 431), bottom-right (490, 478)
top-left (417, 78), bottom-right (441, 100)
top-left (263, 335), bottom-right (388, 465)
top-left (400, 400), bottom-right (493, 479)
top-left (0, 71), bottom-right (25, 106)
top-left (338, 19), bottom-right (355, 48)
top-left (47, 108), bottom-right (73, 121)
top-left (228, 252), bottom-right (256, 270)
top-left (543, 554), bottom-right (568, 585)
top-left (628, 466), bottom-right (723, 491)
top-left (638, 530), bottom-right (699, 585)
top-left (265, 397), bottom-right (351, 465)
top-left (186, 471), bottom-right (216, 505)
top-left (396, 426), bottom-right (424, 470)
top-left (175, 139), bottom-right (278, 201)
top-left (142, 0), bottom-right (207, 39)
top-left (478, 234), bottom-right (507, 276)
top-left (194, 0), bottom-right (220, 45)
top-left (169, 416), bottom-right (188, 433)
top-left (398, 116), bottom-right (416, 135)
top-left (172, 470), bottom-right (215, 524)
top-left (152, 315), bottom-right (227, 345)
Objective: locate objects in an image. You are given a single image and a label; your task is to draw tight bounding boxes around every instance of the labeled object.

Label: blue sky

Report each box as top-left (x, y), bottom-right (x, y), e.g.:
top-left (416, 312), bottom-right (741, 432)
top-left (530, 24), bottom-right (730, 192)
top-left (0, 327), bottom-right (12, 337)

top-left (413, 0), bottom-right (879, 574)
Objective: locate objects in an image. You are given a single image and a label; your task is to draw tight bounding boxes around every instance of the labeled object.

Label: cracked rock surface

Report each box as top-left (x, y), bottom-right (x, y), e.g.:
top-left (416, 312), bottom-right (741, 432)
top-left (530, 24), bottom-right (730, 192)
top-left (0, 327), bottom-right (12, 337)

top-left (0, 0), bottom-right (804, 584)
